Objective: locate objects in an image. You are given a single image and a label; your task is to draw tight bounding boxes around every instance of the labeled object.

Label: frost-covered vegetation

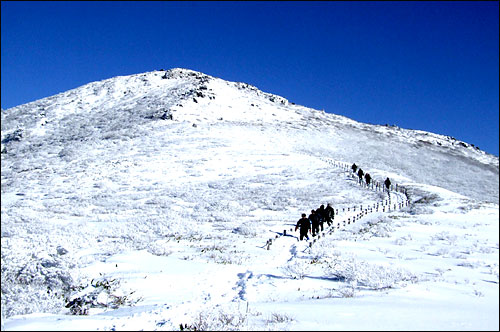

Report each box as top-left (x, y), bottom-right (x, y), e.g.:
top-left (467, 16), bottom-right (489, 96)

top-left (1, 68), bottom-right (498, 330)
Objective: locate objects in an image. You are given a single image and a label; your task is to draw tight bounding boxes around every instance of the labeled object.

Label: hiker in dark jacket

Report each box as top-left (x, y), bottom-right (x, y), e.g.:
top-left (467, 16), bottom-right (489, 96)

top-left (295, 213), bottom-right (311, 241)
top-left (308, 210), bottom-right (320, 237)
top-left (357, 168), bottom-right (364, 184)
top-left (384, 177), bottom-right (391, 192)
top-left (351, 163), bottom-right (358, 173)
top-left (317, 205), bottom-right (326, 231)
top-left (365, 173), bottom-right (372, 186)
top-left (325, 203), bottom-right (334, 225)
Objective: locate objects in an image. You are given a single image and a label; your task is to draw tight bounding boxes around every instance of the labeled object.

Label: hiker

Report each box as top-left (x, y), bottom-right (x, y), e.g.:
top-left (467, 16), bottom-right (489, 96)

top-left (365, 173), bottom-right (372, 186)
top-left (295, 213), bottom-right (311, 241)
top-left (325, 203), bottom-right (335, 225)
top-left (317, 205), bottom-right (326, 231)
top-left (384, 177), bottom-right (391, 192)
top-left (357, 168), bottom-right (364, 184)
top-left (308, 209), bottom-right (320, 237)
top-left (351, 163), bottom-right (358, 173)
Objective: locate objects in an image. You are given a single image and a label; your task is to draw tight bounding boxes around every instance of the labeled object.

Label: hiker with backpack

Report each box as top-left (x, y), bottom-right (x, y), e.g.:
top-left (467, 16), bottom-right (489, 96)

top-left (365, 173), bottom-right (372, 186)
top-left (308, 209), bottom-right (320, 237)
top-left (325, 203), bottom-right (334, 226)
top-left (384, 177), bottom-right (391, 193)
top-left (357, 168), bottom-right (364, 185)
top-left (295, 213), bottom-right (311, 241)
top-left (317, 205), bottom-right (326, 232)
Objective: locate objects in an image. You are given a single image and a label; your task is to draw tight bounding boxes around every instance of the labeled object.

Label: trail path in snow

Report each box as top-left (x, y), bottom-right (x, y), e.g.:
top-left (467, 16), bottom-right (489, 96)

top-left (264, 157), bottom-right (409, 257)
top-left (227, 156), bottom-right (414, 313)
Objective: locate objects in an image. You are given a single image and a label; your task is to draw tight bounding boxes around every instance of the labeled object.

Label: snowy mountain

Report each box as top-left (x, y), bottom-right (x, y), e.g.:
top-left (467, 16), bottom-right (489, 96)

top-left (2, 68), bottom-right (497, 203)
top-left (1, 68), bottom-right (498, 330)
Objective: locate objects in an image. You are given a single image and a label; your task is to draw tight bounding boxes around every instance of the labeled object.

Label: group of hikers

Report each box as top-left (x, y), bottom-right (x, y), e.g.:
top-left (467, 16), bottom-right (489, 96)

top-left (295, 203), bottom-right (335, 241)
top-left (294, 163), bottom-right (393, 241)
top-left (351, 163), bottom-right (392, 193)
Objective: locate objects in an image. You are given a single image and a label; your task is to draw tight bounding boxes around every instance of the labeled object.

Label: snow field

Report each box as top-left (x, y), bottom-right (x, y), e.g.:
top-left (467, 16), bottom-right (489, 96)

top-left (2, 68), bottom-right (498, 330)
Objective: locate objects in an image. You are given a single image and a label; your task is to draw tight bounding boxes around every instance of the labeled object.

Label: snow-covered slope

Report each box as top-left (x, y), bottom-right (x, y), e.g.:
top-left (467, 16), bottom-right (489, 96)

top-left (2, 68), bottom-right (497, 203)
top-left (1, 68), bottom-right (498, 330)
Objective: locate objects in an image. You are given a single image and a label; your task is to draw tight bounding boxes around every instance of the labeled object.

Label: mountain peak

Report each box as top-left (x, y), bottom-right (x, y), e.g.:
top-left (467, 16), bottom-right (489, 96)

top-left (1, 68), bottom-right (498, 203)
top-left (161, 67), bottom-right (211, 79)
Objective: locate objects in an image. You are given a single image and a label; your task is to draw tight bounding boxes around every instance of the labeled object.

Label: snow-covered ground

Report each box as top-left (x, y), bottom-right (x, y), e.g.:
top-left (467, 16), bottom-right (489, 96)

top-left (1, 68), bottom-right (498, 330)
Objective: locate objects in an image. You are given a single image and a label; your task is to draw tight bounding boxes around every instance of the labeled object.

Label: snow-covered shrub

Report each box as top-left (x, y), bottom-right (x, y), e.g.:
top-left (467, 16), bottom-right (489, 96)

top-left (417, 218), bottom-right (433, 225)
top-left (450, 251), bottom-right (467, 259)
top-left (200, 243), bottom-right (243, 265)
top-left (64, 275), bottom-right (142, 315)
top-left (457, 260), bottom-right (482, 269)
top-left (394, 234), bottom-right (412, 246)
top-left (357, 216), bottom-right (395, 238)
top-left (282, 259), bottom-right (310, 279)
top-left (212, 251), bottom-right (244, 265)
top-left (1, 250), bottom-right (74, 318)
top-left (209, 210), bottom-right (233, 223)
top-left (488, 263), bottom-right (499, 280)
top-left (431, 231), bottom-right (457, 244)
top-left (146, 239), bottom-right (174, 256)
top-left (233, 223), bottom-right (258, 237)
top-left (266, 312), bottom-right (294, 324)
top-left (308, 240), bottom-right (341, 262)
top-left (478, 245), bottom-right (495, 254)
top-left (180, 306), bottom-right (248, 331)
top-left (414, 193), bottom-right (442, 205)
top-left (1, 282), bottom-right (68, 319)
top-left (1, 128), bottom-right (23, 144)
top-left (323, 256), bottom-right (417, 290)
top-left (358, 264), bottom-right (416, 289)
top-left (337, 285), bottom-right (356, 298)
top-left (433, 247), bottom-right (450, 257)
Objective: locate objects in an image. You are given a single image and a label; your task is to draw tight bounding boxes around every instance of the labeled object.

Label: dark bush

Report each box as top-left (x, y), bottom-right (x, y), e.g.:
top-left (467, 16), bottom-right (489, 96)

top-left (2, 129), bottom-right (23, 144)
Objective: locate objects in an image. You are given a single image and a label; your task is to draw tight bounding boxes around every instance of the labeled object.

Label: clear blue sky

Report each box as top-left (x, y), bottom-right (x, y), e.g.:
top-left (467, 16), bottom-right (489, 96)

top-left (2, 1), bottom-right (498, 156)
